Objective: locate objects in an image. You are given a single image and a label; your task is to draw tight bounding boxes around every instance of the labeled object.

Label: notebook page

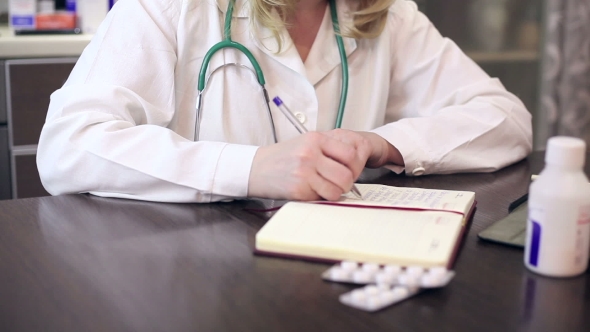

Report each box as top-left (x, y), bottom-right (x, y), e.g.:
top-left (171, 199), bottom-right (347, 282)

top-left (331, 184), bottom-right (475, 214)
top-left (256, 202), bottom-right (464, 266)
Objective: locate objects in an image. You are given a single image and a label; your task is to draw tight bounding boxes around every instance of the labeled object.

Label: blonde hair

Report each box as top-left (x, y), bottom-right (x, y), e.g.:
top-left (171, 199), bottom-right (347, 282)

top-left (250, 0), bottom-right (395, 51)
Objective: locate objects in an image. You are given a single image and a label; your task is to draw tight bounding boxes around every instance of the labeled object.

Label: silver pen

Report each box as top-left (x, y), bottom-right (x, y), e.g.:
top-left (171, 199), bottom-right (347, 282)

top-left (272, 96), bottom-right (363, 200)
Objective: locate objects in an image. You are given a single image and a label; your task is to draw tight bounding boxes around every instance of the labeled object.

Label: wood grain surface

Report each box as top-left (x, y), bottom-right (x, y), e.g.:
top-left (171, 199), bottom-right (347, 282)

top-left (0, 151), bottom-right (588, 332)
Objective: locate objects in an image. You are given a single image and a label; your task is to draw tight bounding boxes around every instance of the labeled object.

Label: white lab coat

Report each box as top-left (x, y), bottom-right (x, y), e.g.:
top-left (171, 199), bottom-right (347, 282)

top-left (37, 0), bottom-right (532, 203)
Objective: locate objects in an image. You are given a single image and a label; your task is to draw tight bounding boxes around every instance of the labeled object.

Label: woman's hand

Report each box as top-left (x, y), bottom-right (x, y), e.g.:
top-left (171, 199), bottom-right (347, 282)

top-left (248, 131), bottom-right (370, 201)
top-left (345, 131), bottom-right (404, 168)
top-left (248, 129), bottom-right (403, 201)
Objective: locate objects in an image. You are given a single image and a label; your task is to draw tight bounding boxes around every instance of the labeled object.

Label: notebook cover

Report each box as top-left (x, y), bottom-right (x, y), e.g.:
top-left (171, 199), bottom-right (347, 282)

top-left (254, 200), bottom-right (477, 269)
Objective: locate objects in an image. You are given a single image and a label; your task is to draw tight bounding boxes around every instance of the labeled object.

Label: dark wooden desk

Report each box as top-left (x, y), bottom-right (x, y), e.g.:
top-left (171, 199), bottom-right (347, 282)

top-left (0, 152), bottom-right (588, 332)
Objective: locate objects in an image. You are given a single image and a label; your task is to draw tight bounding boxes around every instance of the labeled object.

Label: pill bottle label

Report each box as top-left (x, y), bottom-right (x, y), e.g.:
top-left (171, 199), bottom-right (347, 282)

top-left (526, 202), bottom-right (590, 276)
top-left (575, 205), bottom-right (590, 266)
top-left (526, 219), bottom-right (541, 267)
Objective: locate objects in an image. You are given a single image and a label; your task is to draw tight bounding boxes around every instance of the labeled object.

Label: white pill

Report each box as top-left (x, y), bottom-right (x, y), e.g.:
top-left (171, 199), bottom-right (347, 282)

top-left (406, 266), bottom-right (425, 277)
top-left (384, 265), bottom-right (402, 274)
top-left (362, 263), bottom-right (380, 274)
top-left (391, 287), bottom-right (409, 300)
top-left (377, 283), bottom-right (391, 291)
top-left (352, 270), bottom-right (373, 283)
top-left (420, 273), bottom-right (445, 287)
top-left (379, 290), bottom-right (397, 303)
top-left (398, 273), bottom-right (420, 287)
top-left (351, 289), bottom-right (367, 303)
top-left (375, 272), bottom-right (396, 285)
top-left (340, 261), bottom-right (358, 271)
top-left (428, 266), bottom-right (448, 277)
top-left (365, 285), bottom-right (380, 296)
top-left (329, 267), bottom-right (351, 281)
top-left (366, 296), bottom-right (382, 310)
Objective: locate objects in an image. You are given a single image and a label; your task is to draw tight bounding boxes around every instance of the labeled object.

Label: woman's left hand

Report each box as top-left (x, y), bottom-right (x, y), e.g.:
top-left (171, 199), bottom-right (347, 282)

top-left (323, 129), bottom-right (404, 169)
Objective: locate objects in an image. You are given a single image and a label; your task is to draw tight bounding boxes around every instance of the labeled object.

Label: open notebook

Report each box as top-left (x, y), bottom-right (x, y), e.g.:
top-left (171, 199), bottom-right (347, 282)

top-left (254, 184), bottom-right (476, 267)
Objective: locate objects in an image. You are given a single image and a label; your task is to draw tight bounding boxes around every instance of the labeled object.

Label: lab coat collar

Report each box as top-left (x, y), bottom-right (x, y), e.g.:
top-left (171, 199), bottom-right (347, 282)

top-left (305, 1), bottom-right (357, 85)
top-left (216, 0), bottom-right (250, 18)
top-left (215, 0), bottom-right (304, 76)
top-left (215, 0), bottom-right (357, 83)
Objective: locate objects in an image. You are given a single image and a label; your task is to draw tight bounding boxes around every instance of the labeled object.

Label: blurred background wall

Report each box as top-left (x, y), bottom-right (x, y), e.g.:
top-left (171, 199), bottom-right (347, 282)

top-left (536, 0), bottom-right (590, 149)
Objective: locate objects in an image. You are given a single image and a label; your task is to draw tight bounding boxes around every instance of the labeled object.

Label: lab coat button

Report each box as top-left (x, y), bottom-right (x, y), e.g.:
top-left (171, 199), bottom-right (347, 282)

top-left (294, 112), bottom-right (307, 124)
top-left (412, 167), bottom-right (425, 176)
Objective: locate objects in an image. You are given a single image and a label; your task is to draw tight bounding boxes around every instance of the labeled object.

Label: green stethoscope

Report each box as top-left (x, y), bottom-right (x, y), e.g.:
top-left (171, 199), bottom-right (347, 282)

top-left (195, 0), bottom-right (349, 142)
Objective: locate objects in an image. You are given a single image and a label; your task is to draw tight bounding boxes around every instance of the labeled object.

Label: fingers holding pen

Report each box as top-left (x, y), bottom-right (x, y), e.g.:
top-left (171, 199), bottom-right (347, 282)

top-left (322, 129), bottom-right (372, 177)
top-left (290, 132), bottom-right (361, 200)
top-left (248, 131), bottom-right (367, 201)
top-left (314, 151), bottom-right (357, 198)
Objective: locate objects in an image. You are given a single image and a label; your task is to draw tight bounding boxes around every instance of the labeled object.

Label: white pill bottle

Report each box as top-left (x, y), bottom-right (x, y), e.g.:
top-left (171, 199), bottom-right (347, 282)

top-left (525, 136), bottom-right (590, 277)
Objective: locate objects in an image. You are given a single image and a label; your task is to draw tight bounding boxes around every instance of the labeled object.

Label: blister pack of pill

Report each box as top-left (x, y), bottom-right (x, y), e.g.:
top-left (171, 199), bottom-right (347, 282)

top-left (339, 284), bottom-right (420, 312)
top-left (322, 261), bottom-right (455, 288)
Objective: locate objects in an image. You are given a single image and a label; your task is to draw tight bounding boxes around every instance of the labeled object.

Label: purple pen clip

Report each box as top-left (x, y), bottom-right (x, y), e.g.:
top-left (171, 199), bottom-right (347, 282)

top-left (272, 95), bottom-right (307, 134)
top-left (272, 96), bottom-right (283, 106)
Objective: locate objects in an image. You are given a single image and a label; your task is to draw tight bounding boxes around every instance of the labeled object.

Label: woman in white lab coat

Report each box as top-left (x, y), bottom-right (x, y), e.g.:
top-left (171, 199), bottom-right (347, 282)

top-left (37, 0), bottom-right (532, 203)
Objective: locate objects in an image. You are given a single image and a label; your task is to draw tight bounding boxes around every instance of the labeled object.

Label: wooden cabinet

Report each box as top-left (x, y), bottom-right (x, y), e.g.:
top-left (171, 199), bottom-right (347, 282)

top-left (0, 126), bottom-right (9, 200)
top-left (1, 58), bottom-right (76, 199)
top-left (0, 61), bottom-right (8, 200)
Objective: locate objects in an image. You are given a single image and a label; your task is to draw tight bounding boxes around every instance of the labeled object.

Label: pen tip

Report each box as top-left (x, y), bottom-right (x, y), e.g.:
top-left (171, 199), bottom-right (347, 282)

top-left (351, 185), bottom-right (363, 199)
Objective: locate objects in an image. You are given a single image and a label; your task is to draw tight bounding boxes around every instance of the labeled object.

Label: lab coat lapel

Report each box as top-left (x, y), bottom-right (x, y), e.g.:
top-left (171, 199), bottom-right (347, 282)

top-left (216, 0), bottom-right (250, 18)
top-left (216, 0), bottom-right (307, 78)
top-left (305, 0), bottom-right (357, 86)
top-left (251, 13), bottom-right (307, 78)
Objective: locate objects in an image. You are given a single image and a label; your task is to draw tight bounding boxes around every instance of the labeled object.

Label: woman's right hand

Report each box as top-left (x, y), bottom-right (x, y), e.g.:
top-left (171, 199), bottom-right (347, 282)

top-left (248, 130), bottom-right (372, 201)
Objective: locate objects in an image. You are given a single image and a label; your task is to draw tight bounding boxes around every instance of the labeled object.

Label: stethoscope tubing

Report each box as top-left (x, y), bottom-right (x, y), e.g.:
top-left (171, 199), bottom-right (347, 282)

top-left (195, 0), bottom-right (348, 142)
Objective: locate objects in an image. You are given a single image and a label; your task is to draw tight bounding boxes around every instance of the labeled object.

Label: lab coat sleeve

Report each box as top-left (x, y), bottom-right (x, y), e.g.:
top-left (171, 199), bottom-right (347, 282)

top-left (371, 0), bottom-right (533, 176)
top-left (36, 0), bottom-right (258, 202)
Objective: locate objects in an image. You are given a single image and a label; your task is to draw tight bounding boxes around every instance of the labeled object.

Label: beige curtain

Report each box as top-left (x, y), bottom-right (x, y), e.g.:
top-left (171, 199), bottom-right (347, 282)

top-left (536, 0), bottom-right (590, 149)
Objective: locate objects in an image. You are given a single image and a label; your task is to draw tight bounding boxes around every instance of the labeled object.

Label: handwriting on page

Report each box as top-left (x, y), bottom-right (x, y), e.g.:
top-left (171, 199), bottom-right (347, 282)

top-left (363, 187), bottom-right (446, 207)
top-left (342, 184), bottom-right (472, 213)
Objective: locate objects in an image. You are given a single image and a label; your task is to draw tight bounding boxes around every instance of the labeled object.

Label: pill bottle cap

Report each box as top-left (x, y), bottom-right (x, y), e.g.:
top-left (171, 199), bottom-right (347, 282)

top-left (545, 136), bottom-right (586, 168)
